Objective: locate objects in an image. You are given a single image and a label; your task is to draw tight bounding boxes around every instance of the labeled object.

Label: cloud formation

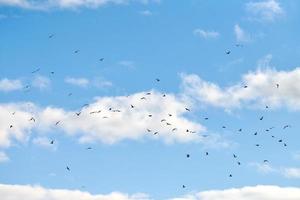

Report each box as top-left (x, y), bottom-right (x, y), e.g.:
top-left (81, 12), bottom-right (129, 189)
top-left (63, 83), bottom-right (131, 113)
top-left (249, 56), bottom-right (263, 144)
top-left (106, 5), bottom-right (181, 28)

top-left (0, 0), bottom-right (160, 10)
top-left (234, 24), bottom-right (251, 43)
top-left (0, 78), bottom-right (23, 92)
top-left (0, 91), bottom-right (208, 148)
top-left (246, 0), bottom-right (284, 22)
top-left (181, 66), bottom-right (300, 110)
top-left (193, 29), bottom-right (219, 39)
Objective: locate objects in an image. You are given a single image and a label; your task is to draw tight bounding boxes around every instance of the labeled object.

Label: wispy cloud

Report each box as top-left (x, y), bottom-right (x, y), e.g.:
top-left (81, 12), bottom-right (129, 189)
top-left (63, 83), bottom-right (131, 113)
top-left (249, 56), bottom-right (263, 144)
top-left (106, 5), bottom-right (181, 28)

top-left (246, 0), bottom-right (284, 22)
top-left (234, 24), bottom-right (251, 43)
top-left (139, 10), bottom-right (153, 16)
top-left (65, 77), bottom-right (89, 88)
top-left (0, 0), bottom-right (161, 10)
top-left (0, 151), bottom-right (9, 163)
top-left (118, 60), bottom-right (135, 69)
top-left (193, 29), bottom-right (220, 39)
top-left (0, 78), bottom-right (23, 92)
top-left (32, 75), bottom-right (51, 90)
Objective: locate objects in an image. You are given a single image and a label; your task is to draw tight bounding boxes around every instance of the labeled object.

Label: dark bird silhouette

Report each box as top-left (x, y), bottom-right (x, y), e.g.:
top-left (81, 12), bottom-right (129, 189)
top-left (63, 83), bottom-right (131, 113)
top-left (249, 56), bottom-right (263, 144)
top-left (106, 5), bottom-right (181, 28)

top-left (225, 50), bottom-right (231, 55)
top-left (99, 58), bottom-right (104, 61)
top-left (68, 93), bottom-right (73, 96)
top-left (229, 174), bottom-right (232, 177)
top-left (131, 105), bottom-right (134, 108)
top-left (233, 154), bottom-right (237, 158)
top-left (238, 129), bottom-right (242, 132)
top-left (162, 94), bottom-right (166, 97)
top-left (222, 126), bottom-right (226, 129)
top-left (86, 147), bottom-right (92, 150)
top-left (66, 166), bottom-right (70, 171)
top-left (147, 129), bottom-right (151, 132)
top-left (255, 144), bottom-right (260, 147)
top-left (206, 152), bottom-right (209, 156)
top-left (278, 139), bottom-right (283, 143)
top-left (237, 161), bottom-right (241, 165)
top-left (283, 125), bottom-right (291, 129)
top-left (204, 117), bottom-right (208, 120)
top-left (75, 112), bottom-right (81, 116)
top-left (276, 83), bottom-right (279, 88)
top-left (264, 160), bottom-right (269, 163)
top-left (9, 125), bottom-right (13, 128)
top-left (244, 85), bottom-right (248, 88)
top-left (260, 116), bottom-right (264, 120)
top-left (50, 140), bottom-right (54, 145)
top-left (141, 97), bottom-right (146, 100)
top-left (31, 68), bottom-right (40, 74)
top-left (186, 154), bottom-right (190, 158)
top-left (74, 50), bottom-right (79, 53)
top-left (185, 108), bottom-right (190, 111)
top-left (161, 119), bottom-right (166, 122)
top-left (168, 114), bottom-right (172, 117)
top-left (48, 34), bottom-right (54, 38)
top-left (266, 105), bottom-right (269, 109)
top-left (55, 121), bottom-right (60, 125)
top-left (182, 185), bottom-right (186, 189)
top-left (172, 128), bottom-right (177, 131)
top-left (155, 78), bottom-right (160, 82)
top-left (146, 92), bottom-right (151, 95)
top-left (148, 114), bottom-right (152, 117)
top-left (166, 123), bottom-right (171, 126)
top-left (254, 132), bottom-right (258, 135)
top-left (29, 117), bottom-right (36, 122)
top-left (153, 132), bottom-right (158, 135)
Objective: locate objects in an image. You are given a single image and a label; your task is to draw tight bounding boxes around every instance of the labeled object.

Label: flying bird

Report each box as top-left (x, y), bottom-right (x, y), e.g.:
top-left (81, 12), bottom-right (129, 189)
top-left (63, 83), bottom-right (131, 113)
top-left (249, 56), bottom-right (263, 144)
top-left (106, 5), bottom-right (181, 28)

top-left (66, 166), bottom-right (70, 171)
top-left (99, 58), bottom-right (104, 61)
top-left (260, 116), bottom-right (264, 120)
top-left (225, 50), bottom-right (231, 55)
top-left (31, 68), bottom-right (40, 73)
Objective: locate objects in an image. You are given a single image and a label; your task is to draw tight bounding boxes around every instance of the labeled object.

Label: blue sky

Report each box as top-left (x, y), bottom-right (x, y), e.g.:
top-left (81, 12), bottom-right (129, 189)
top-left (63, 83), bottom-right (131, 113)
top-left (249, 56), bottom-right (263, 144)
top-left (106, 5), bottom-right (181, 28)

top-left (1, 0), bottom-right (300, 199)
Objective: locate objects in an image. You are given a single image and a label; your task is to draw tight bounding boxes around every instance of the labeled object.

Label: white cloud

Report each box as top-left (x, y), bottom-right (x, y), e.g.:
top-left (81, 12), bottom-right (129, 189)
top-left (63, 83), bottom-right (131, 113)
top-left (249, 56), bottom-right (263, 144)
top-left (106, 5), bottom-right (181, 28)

top-left (181, 63), bottom-right (300, 110)
top-left (0, 151), bottom-right (9, 163)
top-left (283, 168), bottom-right (300, 179)
top-left (0, 91), bottom-right (213, 147)
top-left (246, 0), bottom-right (284, 22)
top-left (32, 76), bottom-right (51, 90)
top-left (118, 60), bottom-right (135, 69)
top-left (250, 162), bottom-right (277, 174)
top-left (2, 184), bottom-right (300, 200)
top-left (32, 136), bottom-right (57, 150)
top-left (193, 29), bottom-right (219, 39)
top-left (0, 78), bottom-right (23, 92)
top-left (139, 10), bottom-right (152, 16)
top-left (171, 185), bottom-right (300, 200)
top-left (0, 0), bottom-right (160, 10)
top-left (234, 24), bottom-right (251, 43)
top-left (65, 77), bottom-right (90, 88)
top-left (0, 184), bottom-right (149, 200)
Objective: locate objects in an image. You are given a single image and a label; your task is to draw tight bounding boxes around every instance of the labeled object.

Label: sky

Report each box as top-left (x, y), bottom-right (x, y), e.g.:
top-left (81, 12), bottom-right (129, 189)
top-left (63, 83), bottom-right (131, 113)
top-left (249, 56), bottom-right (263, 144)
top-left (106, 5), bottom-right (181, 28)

top-left (1, 0), bottom-right (300, 199)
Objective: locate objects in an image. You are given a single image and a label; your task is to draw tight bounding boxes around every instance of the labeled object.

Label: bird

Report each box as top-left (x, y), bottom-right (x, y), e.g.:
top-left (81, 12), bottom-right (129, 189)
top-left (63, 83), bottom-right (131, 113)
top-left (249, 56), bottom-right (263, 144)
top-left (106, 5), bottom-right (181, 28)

top-left (75, 112), bottom-right (81, 116)
top-left (266, 105), bottom-right (269, 109)
top-left (185, 108), bottom-right (190, 111)
top-left (172, 128), bottom-right (177, 132)
top-left (182, 185), bottom-right (186, 189)
top-left (254, 132), bottom-right (258, 135)
top-left (283, 125), bottom-right (291, 129)
top-left (131, 105), bottom-right (134, 108)
top-left (264, 160), bottom-right (269, 163)
top-left (86, 147), bottom-right (92, 150)
top-left (66, 166), bottom-right (70, 171)
top-left (162, 94), bottom-right (166, 97)
top-left (161, 119), bottom-right (166, 122)
top-left (243, 85), bottom-right (248, 88)
top-left (48, 34), bottom-right (54, 38)
top-left (233, 154), bottom-right (237, 158)
top-left (147, 129), bottom-right (151, 132)
top-left (29, 117), bottom-right (36, 122)
top-left (276, 83), bottom-right (279, 88)
top-left (55, 121), bottom-right (60, 125)
top-left (255, 144), bottom-right (260, 147)
top-left (74, 50), bottom-right (79, 53)
top-left (31, 68), bottom-right (40, 73)
top-left (9, 125), bottom-right (13, 128)
top-left (186, 154), bottom-right (190, 158)
top-left (68, 93), bottom-right (73, 96)
top-left (50, 140), bottom-right (54, 145)
top-left (225, 50), bottom-right (231, 55)
top-left (238, 129), bottom-right (242, 132)
top-left (168, 114), bottom-right (172, 117)
top-left (166, 123), bottom-right (171, 126)
top-left (204, 117), bottom-right (209, 120)
top-left (99, 58), bottom-right (104, 61)
top-left (205, 152), bottom-right (209, 156)
top-left (155, 78), bottom-right (160, 82)
top-left (153, 132), bottom-right (158, 135)
top-left (260, 116), bottom-right (264, 120)
top-left (278, 139), bottom-right (283, 143)
top-left (229, 174), bottom-right (233, 177)
top-left (148, 114), bottom-right (152, 117)
top-left (141, 97), bottom-right (146, 100)
top-left (146, 92), bottom-right (151, 95)
top-left (222, 126), bottom-right (226, 129)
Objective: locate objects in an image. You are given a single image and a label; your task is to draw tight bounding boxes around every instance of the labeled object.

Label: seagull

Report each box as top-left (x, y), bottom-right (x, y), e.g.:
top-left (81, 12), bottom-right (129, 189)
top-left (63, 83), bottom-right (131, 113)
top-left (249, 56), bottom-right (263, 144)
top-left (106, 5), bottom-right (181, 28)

top-left (74, 50), bottom-right (79, 53)
top-left (9, 125), bottom-right (13, 128)
top-left (238, 129), bottom-right (242, 132)
top-left (161, 119), bottom-right (166, 122)
top-left (205, 152), bottom-right (209, 156)
top-left (254, 132), bottom-right (258, 135)
top-left (131, 105), bottom-right (134, 108)
top-left (185, 108), bottom-right (190, 111)
top-left (50, 140), bottom-right (54, 145)
top-left (233, 154), bottom-right (237, 158)
top-left (222, 126), bottom-right (226, 129)
top-left (141, 97), bottom-right (146, 100)
top-left (66, 166), bottom-right (70, 171)
top-left (99, 58), bottom-right (104, 61)
top-left (153, 132), bottom-right (158, 135)
top-left (86, 147), bottom-right (92, 150)
top-left (229, 174), bottom-right (233, 177)
top-left (204, 117), bottom-right (209, 120)
top-left (186, 154), bottom-right (190, 158)
top-left (48, 34), bottom-right (54, 38)
top-left (182, 185), bottom-right (186, 189)
top-left (225, 50), bottom-right (231, 55)
top-left (155, 78), bottom-right (160, 82)
top-left (243, 85), bottom-right (248, 88)
top-left (55, 121), bottom-right (60, 125)
top-left (147, 129), bottom-right (151, 132)
top-left (237, 161), bottom-right (241, 165)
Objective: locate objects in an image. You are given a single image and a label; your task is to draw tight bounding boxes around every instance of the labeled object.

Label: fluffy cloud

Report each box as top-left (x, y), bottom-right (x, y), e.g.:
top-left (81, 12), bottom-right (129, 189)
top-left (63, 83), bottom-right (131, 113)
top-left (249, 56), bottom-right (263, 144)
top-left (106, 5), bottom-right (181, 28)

top-left (246, 0), bottom-right (284, 22)
top-left (0, 0), bottom-right (160, 10)
top-left (1, 184), bottom-right (300, 200)
top-left (0, 91), bottom-right (208, 148)
top-left (171, 185), bottom-right (300, 200)
top-left (0, 78), bottom-right (23, 92)
top-left (234, 24), bottom-right (251, 43)
top-left (193, 29), bottom-right (219, 39)
top-left (181, 66), bottom-right (300, 110)
top-left (0, 184), bottom-right (149, 200)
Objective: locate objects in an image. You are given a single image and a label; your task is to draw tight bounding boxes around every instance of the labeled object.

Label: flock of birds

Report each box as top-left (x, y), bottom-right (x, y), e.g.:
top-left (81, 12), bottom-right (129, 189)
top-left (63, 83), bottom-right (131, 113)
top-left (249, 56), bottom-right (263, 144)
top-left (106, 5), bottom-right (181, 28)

top-left (6, 34), bottom-right (293, 190)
